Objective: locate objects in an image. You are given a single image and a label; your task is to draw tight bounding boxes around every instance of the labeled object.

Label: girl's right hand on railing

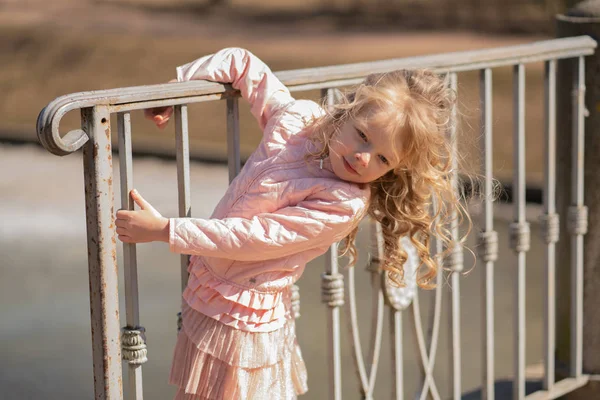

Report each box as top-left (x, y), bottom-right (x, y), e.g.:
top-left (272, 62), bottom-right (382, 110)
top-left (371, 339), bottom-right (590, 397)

top-left (144, 78), bottom-right (178, 129)
top-left (144, 106), bottom-right (174, 129)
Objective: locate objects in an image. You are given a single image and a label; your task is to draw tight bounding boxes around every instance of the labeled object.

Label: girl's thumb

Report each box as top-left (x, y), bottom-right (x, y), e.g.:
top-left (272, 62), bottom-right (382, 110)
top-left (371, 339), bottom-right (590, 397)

top-left (131, 189), bottom-right (152, 211)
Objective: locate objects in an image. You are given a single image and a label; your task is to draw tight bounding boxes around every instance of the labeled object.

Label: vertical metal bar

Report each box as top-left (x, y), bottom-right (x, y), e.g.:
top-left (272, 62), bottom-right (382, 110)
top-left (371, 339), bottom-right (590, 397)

top-left (365, 223), bottom-right (386, 399)
top-left (226, 97), bottom-right (241, 183)
top-left (448, 72), bottom-right (462, 400)
top-left (570, 56), bottom-right (585, 378)
top-left (513, 64), bottom-right (527, 400)
top-left (542, 60), bottom-right (557, 391)
top-left (174, 105), bottom-right (191, 293)
top-left (322, 88), bottom-right (341, 400)
top-left (117, 112), bottom-right (144, 399)
top-left (390, 310), bottom-right (404, 400)
top-left (81, 106), bottom-right (123, 400)
top-left (326, 242), bottom-right (342, 400)
top-left (480, 68), bottom-right (495, 400)
top-left (348, 266), bottom-right (369, 393)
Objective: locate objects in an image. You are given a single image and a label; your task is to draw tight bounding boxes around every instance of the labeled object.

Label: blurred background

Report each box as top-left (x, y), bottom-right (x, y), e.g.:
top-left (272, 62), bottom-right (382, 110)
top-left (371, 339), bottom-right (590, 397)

top-left (0, 0), bottom-right (583, 399)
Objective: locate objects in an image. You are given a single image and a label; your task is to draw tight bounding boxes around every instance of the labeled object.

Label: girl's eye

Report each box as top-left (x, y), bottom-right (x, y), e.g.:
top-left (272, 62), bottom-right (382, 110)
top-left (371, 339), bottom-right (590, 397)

top-left (378, 155), bottom-right (389, 165)
top-left (357, 130), bottom-right (368, 142)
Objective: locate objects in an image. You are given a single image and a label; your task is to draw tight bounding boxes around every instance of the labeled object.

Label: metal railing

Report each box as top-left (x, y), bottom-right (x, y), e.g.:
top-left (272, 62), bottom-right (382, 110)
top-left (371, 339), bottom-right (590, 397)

top-left (36, 35), bottom-right (596, 400)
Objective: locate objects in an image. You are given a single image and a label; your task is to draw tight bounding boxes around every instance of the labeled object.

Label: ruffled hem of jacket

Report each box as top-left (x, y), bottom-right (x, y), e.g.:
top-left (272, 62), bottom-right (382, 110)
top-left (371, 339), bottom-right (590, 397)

top-left (170, 304), bottom-right (308, 400)
top-left (183, 266), bottom-right (290, 332)
top-left (188, 264), bottom-right (284, 309)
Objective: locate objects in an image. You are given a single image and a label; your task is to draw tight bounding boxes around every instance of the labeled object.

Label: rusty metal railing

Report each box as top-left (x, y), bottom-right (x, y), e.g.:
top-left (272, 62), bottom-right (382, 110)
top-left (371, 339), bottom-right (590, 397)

top-left (36, 35), bottom-right (596, 400)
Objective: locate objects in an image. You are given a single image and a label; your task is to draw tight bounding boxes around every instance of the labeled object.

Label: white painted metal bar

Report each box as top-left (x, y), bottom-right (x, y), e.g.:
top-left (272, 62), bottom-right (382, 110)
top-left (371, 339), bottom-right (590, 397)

top-left (411, 286), bottom-right (442, 400)
top-left (174, 105), bottom-right (191, 295)
top-left (347, 266), bottom-right (369, 392)
top-left (226, 97), bottom-right (241, 183)
top-left (364, 223), bottom-right (385, 399)
top-left (480, 68), bottom-right (496, 400)
top-left (570, 56), bottom-right (586, 379)
top-left (542, 59), bottom-right (558, 392)
top-left (413, 204), bottom-right (444, 400)
top-left (321, 88), bottom-right (342, 400)
top-left (424, 229), bottom-right (445, 400)
top-left (81, 106), bottom-right (123, 399)
top-left (39, 37), bottom-right (596, 158)
top-left (447, 72), bottom-right (462, 400)
top-left (390, 310), bottom-right (404, 400)
top-left (512, 64), bottom-right (528, 400)
top-left (117, 112), bottom-right (144, 400)
top-left (326, 241), bottom-right (342, 400)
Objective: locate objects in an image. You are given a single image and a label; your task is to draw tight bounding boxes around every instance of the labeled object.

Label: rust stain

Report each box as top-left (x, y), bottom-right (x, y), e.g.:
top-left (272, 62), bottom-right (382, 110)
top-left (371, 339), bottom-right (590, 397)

top-left (107, 177), bottom-right (112, 187)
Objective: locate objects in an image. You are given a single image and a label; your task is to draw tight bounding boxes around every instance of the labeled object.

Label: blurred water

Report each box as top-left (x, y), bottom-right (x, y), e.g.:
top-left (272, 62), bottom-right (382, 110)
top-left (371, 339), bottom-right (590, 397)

top-left (0, 143), bottom-right (548, 399)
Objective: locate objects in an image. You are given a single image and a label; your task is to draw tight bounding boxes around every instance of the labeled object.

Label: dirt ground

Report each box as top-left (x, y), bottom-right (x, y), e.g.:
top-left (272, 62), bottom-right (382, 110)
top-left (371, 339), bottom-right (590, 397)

top-left (0, 0), bottom-right (551, 184)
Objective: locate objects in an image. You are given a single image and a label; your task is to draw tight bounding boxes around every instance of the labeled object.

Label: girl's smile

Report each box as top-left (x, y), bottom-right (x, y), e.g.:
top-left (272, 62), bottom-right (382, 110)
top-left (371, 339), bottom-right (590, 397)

top-left (342, 157), bottom-right (359, 175)
top-left (329, 119), bottom-right (403, 184)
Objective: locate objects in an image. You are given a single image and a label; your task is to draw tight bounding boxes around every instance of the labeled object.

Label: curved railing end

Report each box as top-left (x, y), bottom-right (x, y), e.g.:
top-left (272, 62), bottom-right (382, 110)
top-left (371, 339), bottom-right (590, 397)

top-left (36, 102), bottom-right (90, 157)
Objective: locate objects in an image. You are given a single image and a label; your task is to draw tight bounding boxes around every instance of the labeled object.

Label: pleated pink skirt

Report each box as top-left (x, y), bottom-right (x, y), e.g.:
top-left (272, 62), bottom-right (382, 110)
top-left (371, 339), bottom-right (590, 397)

top-left (169, 302), bottom-right (308, 399)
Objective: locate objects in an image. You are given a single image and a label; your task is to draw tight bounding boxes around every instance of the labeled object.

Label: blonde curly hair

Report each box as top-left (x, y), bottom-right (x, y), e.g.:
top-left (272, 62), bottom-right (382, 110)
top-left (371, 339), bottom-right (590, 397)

top-left (305, 69), bottom-right (470, 289)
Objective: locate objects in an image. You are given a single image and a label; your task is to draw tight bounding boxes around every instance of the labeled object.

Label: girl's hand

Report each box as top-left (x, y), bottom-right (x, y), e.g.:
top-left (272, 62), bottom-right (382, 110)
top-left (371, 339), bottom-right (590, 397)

top-left (143, 79), bottom-right (178, 129)
top-left (115, 189), bottom-right (169, 243)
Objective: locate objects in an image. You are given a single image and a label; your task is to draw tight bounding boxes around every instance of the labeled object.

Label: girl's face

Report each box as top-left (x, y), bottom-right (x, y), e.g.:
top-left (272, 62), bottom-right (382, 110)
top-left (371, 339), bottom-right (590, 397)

top-left (329, 118), bottom-right (403, 184)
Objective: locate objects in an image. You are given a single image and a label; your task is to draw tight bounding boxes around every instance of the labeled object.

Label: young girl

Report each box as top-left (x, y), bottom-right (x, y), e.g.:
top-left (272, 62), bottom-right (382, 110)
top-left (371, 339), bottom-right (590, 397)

top-left (115, 47), bottom-right (462, 399)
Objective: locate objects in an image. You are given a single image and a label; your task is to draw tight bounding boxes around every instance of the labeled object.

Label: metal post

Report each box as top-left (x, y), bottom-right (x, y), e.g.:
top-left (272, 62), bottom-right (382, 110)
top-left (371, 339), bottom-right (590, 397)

top-left (479, 67), bottom-right (497, 400)
top-left (556, 2), bottom-right (600, 397)
top-left (117, 112), bottom-right (146, 400)
top-left (81, 106), bottom-right (123, 400)
top-left (511, 63), bottom-right (530, 400)
top-left (321, 88), bottom-right (342, 400)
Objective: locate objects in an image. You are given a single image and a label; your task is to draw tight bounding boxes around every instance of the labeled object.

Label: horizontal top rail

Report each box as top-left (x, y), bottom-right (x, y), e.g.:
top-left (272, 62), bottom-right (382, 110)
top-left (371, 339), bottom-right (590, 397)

top-left (37, 36), bottom-right (596, 156)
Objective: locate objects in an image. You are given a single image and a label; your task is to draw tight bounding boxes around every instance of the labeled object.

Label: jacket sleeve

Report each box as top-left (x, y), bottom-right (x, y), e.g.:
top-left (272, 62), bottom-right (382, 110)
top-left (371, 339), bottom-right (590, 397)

top-left (168, 190), bottom-right (368, 261)
top-left (176, 47), bottom-right (294, 130)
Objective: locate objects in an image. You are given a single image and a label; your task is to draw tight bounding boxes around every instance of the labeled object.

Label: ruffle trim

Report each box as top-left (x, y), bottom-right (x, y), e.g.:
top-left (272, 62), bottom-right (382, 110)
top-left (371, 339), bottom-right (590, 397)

top-left (183, 266), bottom-right (290, 332)
top-left (170, 305), bottom-right (308, 400)
top-left (187, 265), bottom-right (284, 310)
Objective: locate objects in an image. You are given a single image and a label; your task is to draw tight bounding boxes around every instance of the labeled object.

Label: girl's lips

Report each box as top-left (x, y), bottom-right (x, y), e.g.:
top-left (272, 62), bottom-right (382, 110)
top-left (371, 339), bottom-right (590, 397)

top-left (343, 158), bottom-right (359, 175)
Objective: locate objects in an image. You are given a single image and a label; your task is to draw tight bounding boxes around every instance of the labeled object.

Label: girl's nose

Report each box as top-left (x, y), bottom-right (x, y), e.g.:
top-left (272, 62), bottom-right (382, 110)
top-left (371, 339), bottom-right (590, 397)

top-left (355, 152), bottom-right (370, 167)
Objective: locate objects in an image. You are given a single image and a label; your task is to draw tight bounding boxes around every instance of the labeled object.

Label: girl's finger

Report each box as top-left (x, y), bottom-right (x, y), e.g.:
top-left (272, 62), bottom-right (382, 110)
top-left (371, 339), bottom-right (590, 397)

top-left (162, 106), bottom-right (174, 119)
top-left (118, 234), bottom-right (132, 243)
top-left (131, 189), bottom-right (157, 213)
top-left (116, 227), bottom-right (127, 235)
top-left (115, 210), bottom-right (130, 220)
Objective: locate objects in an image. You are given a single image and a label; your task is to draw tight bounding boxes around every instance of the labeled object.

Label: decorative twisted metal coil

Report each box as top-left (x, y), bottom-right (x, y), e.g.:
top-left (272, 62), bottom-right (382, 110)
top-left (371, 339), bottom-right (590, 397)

top-left (539, 213), bottom-right (560, 244)
top-left (509, 222), bottom-right (531, 253)
top-left (321, 273), bottom-right (344, 308)
top-left (121, 326), bottom-right (148, 365)
top-left (477, 230), bottom-right (499, 262)
top-left (568, 206), bottom-right (588, 236)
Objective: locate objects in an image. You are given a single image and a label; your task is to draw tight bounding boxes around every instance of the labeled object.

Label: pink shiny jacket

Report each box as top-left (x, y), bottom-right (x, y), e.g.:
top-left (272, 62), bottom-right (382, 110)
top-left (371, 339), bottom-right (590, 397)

top-left (168, 48), bottom-right (370, 333)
